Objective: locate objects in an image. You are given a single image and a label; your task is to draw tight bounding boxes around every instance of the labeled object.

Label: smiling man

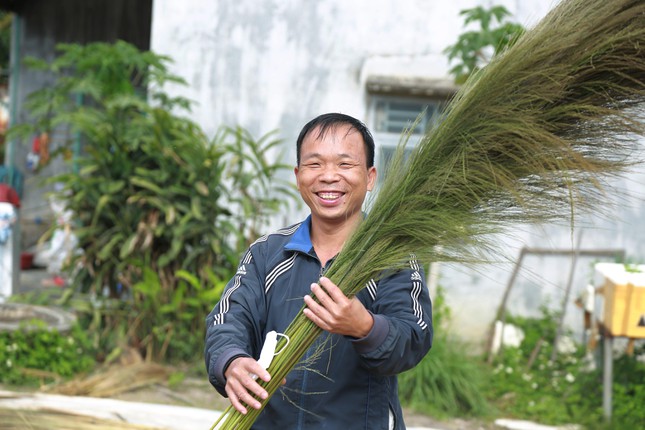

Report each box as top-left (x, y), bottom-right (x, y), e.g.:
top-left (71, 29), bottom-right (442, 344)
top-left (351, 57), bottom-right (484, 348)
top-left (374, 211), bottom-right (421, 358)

top-left (205, 113), bottom-right (433, 430)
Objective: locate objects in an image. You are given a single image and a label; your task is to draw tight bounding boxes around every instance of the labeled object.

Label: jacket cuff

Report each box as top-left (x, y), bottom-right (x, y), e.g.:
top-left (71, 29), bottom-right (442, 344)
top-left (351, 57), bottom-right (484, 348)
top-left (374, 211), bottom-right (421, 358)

top-left (349, 313), bottom-right (389, 354)
top-left (211, 347), bottom-right (251, 390)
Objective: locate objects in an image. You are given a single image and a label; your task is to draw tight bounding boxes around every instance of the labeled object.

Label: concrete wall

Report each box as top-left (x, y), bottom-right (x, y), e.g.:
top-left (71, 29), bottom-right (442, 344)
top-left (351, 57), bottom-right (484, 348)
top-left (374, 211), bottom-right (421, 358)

top-left (151, 0), bottom-right (553, 159)
top-left (150, 0), bottom-right (558, 232)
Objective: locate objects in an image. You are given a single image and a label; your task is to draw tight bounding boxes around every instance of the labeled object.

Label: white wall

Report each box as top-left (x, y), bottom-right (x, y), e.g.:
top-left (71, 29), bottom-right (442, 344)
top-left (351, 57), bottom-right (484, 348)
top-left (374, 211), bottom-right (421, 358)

top-left (150, 0), bottom-right (644, 348)
top-left (151, 0), bottom-right (554, 159)
top-left (444, 163), bottom-right (645, 347)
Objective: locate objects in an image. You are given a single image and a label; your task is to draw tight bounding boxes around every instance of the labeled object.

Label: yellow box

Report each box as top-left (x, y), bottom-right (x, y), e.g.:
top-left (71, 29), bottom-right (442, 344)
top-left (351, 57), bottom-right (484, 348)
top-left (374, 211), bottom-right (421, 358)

top-left (595, 263), bottom-right (645, 338)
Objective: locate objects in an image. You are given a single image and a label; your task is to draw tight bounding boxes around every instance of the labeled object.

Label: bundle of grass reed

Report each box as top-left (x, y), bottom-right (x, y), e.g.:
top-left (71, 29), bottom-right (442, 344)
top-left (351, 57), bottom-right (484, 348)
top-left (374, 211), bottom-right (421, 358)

top-left (0, 407), bottom-right (161, 430)
top-left (212, 0), bottom-right (644, 427)
top-left (46, 363), bottom-right (172, 398)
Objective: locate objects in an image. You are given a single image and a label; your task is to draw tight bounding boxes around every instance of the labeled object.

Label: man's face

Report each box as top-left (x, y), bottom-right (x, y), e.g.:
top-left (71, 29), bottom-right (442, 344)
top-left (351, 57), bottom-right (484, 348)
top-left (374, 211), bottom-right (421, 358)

top-left (295, 124), bottom-right (376, 227)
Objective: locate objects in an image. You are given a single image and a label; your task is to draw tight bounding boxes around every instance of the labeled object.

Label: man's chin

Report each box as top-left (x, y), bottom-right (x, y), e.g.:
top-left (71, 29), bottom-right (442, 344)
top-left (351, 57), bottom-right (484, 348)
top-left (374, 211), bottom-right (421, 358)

top-left (312, 210), bottom-right (361, 225)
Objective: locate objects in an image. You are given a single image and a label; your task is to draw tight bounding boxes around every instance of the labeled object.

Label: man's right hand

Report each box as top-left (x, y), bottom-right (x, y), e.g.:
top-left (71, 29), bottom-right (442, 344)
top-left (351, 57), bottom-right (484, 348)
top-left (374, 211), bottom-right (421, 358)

top-left (224, 356), bottom-right (271, 414)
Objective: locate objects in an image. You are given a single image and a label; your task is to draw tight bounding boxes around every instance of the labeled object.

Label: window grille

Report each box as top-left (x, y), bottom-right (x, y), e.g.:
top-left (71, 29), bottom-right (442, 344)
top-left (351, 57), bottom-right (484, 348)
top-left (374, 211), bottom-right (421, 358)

top-left (369, 96), bottom-right (446, 185)
top-left (373, 99), bottom-right (443, 135)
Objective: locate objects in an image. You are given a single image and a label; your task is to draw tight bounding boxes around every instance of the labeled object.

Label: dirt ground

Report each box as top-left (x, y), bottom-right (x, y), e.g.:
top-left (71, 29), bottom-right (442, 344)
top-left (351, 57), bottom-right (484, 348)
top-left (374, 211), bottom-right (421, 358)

top-left (1, 374), bottom-right (498, 429)
top-left (108, 376), bottom-right (497, 430)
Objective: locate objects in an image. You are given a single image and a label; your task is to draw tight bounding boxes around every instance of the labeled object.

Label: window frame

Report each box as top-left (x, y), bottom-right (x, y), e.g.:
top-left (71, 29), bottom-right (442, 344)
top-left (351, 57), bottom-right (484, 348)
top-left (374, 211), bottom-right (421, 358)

top-left (367, 94), bottom-right (448, 188)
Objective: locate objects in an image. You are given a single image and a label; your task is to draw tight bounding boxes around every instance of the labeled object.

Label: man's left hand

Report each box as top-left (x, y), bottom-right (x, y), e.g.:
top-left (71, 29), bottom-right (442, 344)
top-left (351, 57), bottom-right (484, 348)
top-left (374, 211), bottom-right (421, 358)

top-left (303, 276), bottom-right (374, 338)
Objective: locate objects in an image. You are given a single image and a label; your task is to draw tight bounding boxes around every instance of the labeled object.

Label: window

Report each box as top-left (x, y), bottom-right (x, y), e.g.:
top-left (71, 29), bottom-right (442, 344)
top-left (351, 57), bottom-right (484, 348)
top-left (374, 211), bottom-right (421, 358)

top-left (373, 98), bottom-right (443, 135)
top-left (369, 96), bottom-right (446, 184)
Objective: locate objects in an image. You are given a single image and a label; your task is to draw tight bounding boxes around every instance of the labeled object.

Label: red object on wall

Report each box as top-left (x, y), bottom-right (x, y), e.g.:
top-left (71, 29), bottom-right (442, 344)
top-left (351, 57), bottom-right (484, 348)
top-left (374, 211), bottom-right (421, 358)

top-left (32, 135), bottom-right (41, 153)
top-left (21, 252), bottom-right (34, 270)
top-left (0, 183), bottom-right (20, 208)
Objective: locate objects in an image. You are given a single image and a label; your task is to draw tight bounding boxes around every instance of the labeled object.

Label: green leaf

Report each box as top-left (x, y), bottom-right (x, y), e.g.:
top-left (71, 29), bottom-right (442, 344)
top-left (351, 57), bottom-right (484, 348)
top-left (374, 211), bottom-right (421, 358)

top-left (133, 268), bottom-right (161, 297)
top-left (190, 197), bottom-right (204, 220)
top-left (119, 233), bottom-right (138, 259)
top-left (79, 164), bottom-right (100, 176)
top-left (176, 270), bottom-right (200, 288)
top-left (130, 177), bottom-right (164, 194)
top-left (96, 233), bottom-right (125, 261)
top-left (157, 239), bottom-right (183, 268)
top-left (91, 194), bottom-right (112, 226)
top-left (195, 181), bottom-right (209, 196)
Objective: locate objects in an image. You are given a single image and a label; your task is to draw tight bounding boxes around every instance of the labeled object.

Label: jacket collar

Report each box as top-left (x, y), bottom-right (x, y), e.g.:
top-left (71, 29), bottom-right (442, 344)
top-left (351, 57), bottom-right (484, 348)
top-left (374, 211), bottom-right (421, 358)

top-left (283, 212), bottom-right (368, 254)
top-left (284, 215), bottom-right (313, 253)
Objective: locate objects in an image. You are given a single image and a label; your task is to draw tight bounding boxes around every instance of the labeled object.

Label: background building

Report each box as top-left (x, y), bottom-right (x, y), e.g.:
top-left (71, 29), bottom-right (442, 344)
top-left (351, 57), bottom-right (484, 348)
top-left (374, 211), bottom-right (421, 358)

top-left (4, 0), bottom-right (645, 347)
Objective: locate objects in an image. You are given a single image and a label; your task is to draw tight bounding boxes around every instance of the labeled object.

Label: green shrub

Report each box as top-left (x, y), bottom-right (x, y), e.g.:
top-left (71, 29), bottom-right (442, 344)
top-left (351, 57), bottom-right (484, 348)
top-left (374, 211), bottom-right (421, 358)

top-left (610, 349), bottom-right (645, 428)
top-left (486, 309), bottom-right (645, 429)
top-left (10, 41), bottom-right (235, 294)
top-left (9, 41), bottom-right (298, 362)
top-left (485, 307), bottom-right (589, 424)
top-left (399, 286), bottom-right (489, 418)
top-left (572, 345), bottom-right (645, 430)
top-left (444, 5), bottom-right (525, 84)
top-left (400, 295), bottom-right (645, 429)
top-left (0, 321), bottom-right (95, 385)
top-left (399, 334), bottom-right (490, 418)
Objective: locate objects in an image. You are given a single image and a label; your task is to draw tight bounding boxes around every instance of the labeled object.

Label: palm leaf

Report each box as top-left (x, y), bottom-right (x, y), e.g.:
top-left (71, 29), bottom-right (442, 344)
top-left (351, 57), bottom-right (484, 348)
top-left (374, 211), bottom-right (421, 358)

top-left (212, 0), bottom-right (645, 427)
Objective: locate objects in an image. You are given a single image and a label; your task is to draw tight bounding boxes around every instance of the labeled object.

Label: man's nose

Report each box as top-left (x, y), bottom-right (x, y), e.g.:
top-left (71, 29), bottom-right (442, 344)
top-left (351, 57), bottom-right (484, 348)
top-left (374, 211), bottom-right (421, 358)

top-left (319, 165), bottom-right (340, 181)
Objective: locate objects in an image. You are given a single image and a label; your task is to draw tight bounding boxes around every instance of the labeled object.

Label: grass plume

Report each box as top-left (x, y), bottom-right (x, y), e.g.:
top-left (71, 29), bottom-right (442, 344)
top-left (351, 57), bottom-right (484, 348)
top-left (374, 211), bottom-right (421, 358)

top-left (212, 0), bottom-right (644, 427)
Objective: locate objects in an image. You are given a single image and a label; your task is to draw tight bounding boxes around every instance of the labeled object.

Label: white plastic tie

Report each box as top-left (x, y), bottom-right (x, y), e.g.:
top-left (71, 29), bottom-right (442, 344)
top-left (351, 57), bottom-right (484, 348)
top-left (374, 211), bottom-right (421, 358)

top-left (251, 330), bottom-right (290, 379)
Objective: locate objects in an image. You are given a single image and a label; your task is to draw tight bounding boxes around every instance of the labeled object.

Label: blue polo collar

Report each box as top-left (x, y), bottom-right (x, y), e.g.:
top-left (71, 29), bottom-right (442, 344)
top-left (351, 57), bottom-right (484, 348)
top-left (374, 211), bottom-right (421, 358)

top-left (284, 215), bottom-right (313, 253)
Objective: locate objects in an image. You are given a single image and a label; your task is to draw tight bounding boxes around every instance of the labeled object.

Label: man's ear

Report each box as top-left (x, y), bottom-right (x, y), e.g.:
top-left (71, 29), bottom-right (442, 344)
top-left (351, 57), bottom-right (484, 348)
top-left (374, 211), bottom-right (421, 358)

top-left (367, 166), bottom-right (377, 191)
top-left (294, 166), bottom-right (300, 189)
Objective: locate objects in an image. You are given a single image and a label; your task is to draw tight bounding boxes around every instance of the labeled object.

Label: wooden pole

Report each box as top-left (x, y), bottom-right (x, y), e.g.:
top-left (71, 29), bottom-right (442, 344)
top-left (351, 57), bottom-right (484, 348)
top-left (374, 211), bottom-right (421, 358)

top-left (551, 232), bottom-right (583, 361)
top-left (486, 248), bottom-right (526, 364)
top-left (602, 333), bottom-right (613, 422)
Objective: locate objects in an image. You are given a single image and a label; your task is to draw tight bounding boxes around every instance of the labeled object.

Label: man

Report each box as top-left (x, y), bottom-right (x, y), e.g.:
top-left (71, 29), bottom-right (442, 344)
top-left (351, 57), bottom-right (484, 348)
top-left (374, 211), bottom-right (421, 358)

top-left (205, 113), bottom-right (433, 429)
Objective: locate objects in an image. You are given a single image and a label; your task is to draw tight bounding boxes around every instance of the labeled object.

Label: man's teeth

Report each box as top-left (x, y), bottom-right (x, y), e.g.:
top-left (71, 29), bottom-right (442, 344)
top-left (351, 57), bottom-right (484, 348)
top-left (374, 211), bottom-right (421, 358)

top-left (319, 192), bottom-right (341, 200)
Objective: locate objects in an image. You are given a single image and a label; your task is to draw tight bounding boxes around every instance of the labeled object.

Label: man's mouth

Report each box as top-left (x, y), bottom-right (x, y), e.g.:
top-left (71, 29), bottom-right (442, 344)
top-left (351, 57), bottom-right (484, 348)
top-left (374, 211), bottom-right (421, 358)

top-left (317, 191), bottom-right (343, 201)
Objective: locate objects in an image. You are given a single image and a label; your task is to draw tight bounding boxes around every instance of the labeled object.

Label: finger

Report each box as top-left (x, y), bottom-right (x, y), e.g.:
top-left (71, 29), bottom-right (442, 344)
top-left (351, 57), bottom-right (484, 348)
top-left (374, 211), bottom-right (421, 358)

top-left (245, 361), bottom-right (272, 383)
top-left (310, 281), bottom-right (336, 309)
top-left (237, 386), bottom-right (263, 410)
top-left (237, 372), bottom-right (270, 403)
top-left (226, 386), bottom-right (248, 414)
top-left (303, 295), bottom-right (331, 324)
top-left (303, 305), bottom-right (330, 331)
top-left (228, 358), bottom-right (271, 385)
top-left (303, 293), bottom-right (323, 313)
top-left (225, 361), bottom-right (269, 411)
top-left (318, 277), bottom-right (347, 303)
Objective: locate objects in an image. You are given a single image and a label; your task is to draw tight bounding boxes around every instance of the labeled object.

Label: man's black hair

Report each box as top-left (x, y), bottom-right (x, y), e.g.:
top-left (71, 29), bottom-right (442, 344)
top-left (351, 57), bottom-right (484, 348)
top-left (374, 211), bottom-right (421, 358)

top-left (296, 113), bottom-right (375, 168)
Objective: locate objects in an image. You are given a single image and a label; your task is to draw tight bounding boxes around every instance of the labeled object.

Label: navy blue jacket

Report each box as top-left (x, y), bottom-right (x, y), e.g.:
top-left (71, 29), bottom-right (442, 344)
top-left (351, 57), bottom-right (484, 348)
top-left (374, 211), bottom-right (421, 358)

top-left (205, 216), bottom-right (433, 429)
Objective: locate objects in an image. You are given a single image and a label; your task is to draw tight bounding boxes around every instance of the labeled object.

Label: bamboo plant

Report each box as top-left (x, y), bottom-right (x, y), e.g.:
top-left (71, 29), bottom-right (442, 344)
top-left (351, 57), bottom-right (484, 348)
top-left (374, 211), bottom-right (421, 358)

top-left (212, 0), bottom-right (645, 427)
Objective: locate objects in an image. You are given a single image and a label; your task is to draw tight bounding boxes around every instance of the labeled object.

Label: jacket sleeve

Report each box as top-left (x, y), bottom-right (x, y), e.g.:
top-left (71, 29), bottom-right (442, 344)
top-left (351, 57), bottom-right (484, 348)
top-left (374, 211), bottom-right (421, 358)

top-left (204, 247), bottom-right (267, 396)
top-left (349, 257), bottom-right (433, 375)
